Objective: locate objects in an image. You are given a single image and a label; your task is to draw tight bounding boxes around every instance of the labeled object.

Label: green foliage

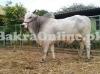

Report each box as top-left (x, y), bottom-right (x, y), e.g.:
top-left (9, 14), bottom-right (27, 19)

top-left (91, 40), bottom-right (100, 49)
top-left (90, 18), bottom-right (96, 34)
top-left (33, 10), bottom-right (48, 16)
top-left (56, 4), bottom-right (97, 14)
top-left (3, 3), bottom-right (26, 33)
top-left (4, 4), bottom-right (26, 24)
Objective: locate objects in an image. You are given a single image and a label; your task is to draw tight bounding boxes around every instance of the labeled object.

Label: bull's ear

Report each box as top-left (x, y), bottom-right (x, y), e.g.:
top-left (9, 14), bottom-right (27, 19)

top-left (33, 10), bottom-right (37, 14)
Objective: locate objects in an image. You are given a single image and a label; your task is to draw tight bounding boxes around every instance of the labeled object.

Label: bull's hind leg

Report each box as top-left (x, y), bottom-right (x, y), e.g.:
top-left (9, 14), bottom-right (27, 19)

top-left (85, 34), bottom-right (91, 60)
top-left (78, 40), bottom-right (85, 58)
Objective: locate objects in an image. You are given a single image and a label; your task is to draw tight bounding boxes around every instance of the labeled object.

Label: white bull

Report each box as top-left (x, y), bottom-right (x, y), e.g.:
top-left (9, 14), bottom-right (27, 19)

top-left (22, 12), bottom-right (91, 61)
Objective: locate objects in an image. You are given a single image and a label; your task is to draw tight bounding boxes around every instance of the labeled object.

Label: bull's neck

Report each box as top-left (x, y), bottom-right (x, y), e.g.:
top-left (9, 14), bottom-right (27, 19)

top-left (32, 16), bottom-right (49, 34)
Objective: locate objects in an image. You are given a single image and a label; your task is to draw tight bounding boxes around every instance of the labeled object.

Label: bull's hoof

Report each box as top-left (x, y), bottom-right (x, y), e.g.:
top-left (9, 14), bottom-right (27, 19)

top-left (40, 58), bottom-right (46, 63)
top-left (85, 59), bottom-right (91, 62)
top-left (84, 57), bottom-right (93, 62)
top-left (51, 59), bottom-right (57, 62)
top-left (84, 56), bottom-right (93, 62)
top-left (90, 56), bottom-right (94, 59)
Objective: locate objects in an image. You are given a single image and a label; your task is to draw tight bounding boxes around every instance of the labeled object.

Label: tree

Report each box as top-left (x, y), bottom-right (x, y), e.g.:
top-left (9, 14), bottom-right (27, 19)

top-left (33, 10), bottom-right (55, 18)
top-left (56, 4), bottom-right (97, 14)
top-left (4, 3), bottom-right (26, 24)
top-left (3, 3), bottom-right (26, 33)
top-left (33, 9), bottom-right (48, 16)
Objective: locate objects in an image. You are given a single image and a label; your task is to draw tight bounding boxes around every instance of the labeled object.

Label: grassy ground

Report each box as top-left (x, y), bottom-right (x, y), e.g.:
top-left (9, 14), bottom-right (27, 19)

top-left (0, 47), bottom-right (100, 74)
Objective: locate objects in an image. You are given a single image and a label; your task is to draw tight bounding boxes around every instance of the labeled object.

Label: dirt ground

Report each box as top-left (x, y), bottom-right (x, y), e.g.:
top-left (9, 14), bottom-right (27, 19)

top-left (0, 47), bottom-right (100, 74)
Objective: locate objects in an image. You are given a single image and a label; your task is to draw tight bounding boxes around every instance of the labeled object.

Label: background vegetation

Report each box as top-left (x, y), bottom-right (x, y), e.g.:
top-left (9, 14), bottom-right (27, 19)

top-left (0, 2), bottom-right (99, 48)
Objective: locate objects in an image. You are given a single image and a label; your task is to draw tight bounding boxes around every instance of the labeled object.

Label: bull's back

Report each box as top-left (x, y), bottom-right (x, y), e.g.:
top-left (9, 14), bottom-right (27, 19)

top-left (55, 15), bottom-right (91, 34)
top-left (41, 15), bottom-right (91, 35)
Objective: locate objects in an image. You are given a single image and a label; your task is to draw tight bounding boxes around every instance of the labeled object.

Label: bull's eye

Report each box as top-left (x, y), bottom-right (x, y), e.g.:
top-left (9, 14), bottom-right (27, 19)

top-left (28, 16), bottom-right (32, 19)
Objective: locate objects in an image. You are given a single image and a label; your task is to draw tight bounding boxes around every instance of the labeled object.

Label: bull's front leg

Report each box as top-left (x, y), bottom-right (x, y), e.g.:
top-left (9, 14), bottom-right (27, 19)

top-left (42, 42), bottom-right (50, 62)
top-left (50, 44), bottom-right (55, 59)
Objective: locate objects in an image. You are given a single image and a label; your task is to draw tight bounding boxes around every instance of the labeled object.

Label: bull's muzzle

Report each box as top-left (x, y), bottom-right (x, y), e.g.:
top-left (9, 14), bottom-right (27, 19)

top-left (22, 23), bottom-right (28, 28)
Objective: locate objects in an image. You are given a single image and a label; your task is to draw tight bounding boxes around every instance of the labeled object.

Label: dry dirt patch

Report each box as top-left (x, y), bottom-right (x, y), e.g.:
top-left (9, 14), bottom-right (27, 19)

top-left (0, 48), bottom-right (100, 74)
